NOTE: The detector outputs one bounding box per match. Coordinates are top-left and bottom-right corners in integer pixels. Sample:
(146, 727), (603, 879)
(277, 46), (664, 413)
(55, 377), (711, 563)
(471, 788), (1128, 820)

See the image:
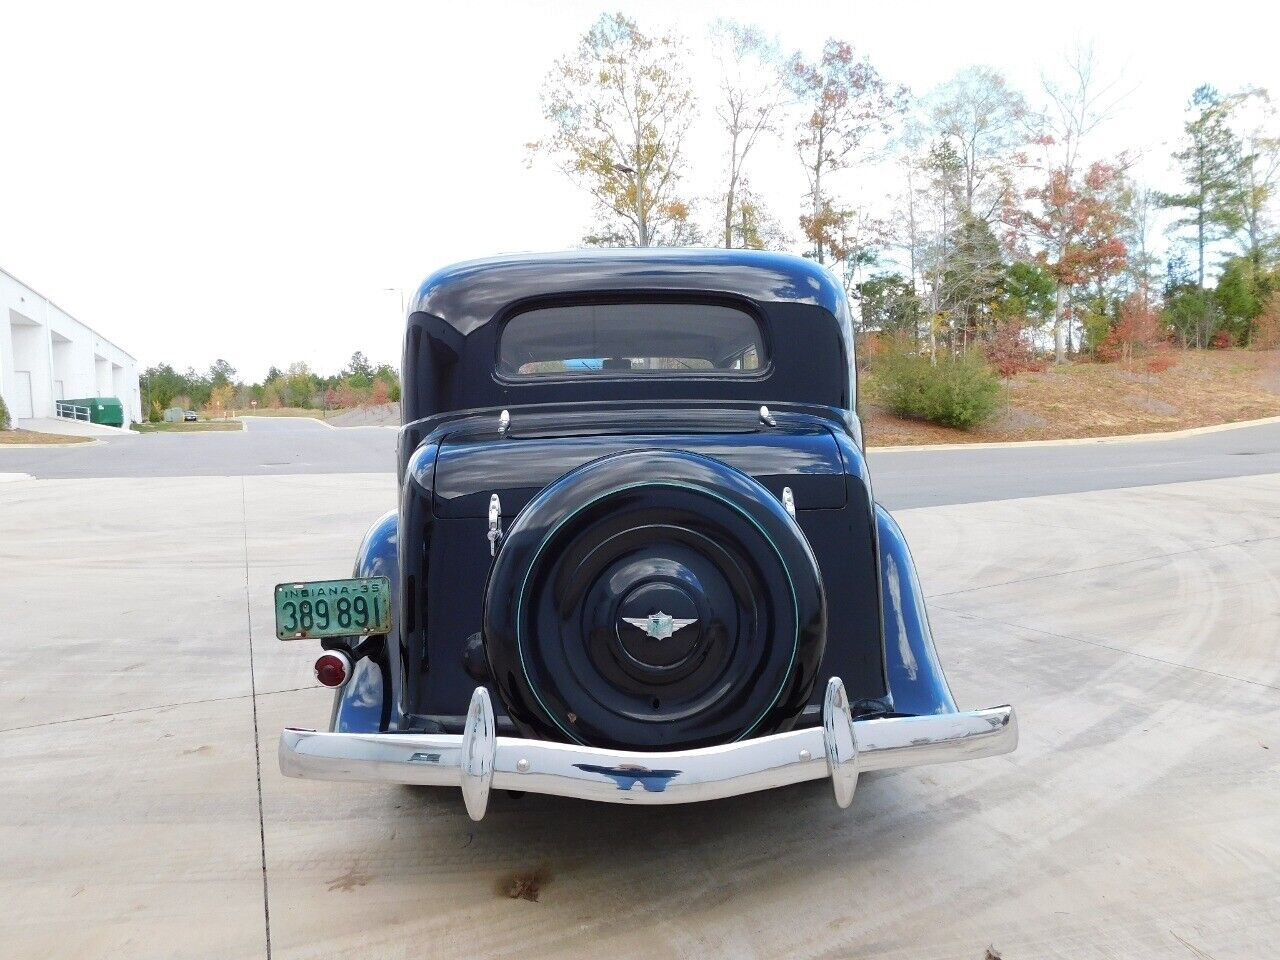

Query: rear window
(497, 302), (767, 377)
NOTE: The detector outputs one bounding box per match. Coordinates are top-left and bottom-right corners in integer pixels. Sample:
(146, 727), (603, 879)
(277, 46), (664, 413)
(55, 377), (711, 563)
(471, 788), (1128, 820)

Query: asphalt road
(0, 415), (396, 479)
(869, 419), (1280, 508)
(4, 414), (1280, 509)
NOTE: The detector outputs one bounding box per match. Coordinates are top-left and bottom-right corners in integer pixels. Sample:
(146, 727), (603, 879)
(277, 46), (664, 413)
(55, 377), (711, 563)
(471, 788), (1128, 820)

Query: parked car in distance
(274, 249), (1018, 821)
(184, 410), (198, 422)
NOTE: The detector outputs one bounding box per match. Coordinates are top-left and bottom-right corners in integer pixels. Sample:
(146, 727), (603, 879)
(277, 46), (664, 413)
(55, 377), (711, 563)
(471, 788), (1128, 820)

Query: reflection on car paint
(573, 763), (683, 792)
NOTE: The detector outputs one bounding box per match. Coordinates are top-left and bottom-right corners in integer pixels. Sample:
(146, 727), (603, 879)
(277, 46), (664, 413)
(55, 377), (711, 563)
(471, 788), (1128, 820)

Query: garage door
(12, 370), (34, 419)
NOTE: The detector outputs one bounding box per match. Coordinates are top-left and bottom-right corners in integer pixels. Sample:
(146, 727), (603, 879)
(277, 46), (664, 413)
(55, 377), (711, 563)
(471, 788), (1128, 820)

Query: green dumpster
(64, 397), (125, 428)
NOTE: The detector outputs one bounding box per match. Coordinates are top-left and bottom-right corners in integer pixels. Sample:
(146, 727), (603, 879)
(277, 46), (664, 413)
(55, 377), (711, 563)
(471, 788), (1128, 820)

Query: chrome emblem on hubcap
(620, 611), (698, 641)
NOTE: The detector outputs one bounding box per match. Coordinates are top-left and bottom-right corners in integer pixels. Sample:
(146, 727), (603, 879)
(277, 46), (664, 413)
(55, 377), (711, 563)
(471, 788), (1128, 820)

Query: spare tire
(483, 449), (826, 751)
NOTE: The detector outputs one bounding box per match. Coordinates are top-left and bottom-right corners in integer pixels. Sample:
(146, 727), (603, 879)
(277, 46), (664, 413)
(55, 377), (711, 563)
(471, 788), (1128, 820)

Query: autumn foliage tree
(532, 13), (700, 246)
(1020, 161), (1128, 362)
(1096, 293), (1167, 366)
(789, 40), (904, 266)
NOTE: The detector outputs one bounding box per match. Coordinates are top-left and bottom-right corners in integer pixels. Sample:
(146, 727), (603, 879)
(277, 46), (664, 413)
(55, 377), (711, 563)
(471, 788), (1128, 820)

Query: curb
(239, 416), (335, 430)
(867, 413), (1280, 453)
(0, 438), (104, 450)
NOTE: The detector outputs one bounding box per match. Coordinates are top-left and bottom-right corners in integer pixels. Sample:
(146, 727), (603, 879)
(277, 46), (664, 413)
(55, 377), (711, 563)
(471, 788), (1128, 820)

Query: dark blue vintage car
(278, 249), (1017, 820)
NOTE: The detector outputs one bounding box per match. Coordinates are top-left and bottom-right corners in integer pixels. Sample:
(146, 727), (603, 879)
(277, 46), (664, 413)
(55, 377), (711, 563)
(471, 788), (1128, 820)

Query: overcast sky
(2, 0), (1277, 381)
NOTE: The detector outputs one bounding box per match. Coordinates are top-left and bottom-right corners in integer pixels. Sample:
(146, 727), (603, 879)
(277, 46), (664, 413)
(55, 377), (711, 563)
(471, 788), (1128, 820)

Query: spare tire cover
(483, 449), (826, 751)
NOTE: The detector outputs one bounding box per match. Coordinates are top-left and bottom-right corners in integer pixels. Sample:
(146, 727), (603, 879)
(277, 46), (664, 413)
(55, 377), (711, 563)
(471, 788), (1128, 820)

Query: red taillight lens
(314, 652), (351, 688)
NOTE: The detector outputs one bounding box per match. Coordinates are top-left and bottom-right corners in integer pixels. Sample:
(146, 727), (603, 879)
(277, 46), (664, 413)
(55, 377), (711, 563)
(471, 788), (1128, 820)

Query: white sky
(2, 0), (1277, 381)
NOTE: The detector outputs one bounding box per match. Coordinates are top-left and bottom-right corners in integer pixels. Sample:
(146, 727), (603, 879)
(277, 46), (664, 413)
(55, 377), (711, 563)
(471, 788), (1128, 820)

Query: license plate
(274, 577), (392, 640)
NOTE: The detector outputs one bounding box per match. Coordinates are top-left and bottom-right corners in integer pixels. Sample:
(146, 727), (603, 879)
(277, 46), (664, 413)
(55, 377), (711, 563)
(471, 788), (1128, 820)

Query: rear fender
(875, 504), (957, 716)
(329, 509), (405, 733)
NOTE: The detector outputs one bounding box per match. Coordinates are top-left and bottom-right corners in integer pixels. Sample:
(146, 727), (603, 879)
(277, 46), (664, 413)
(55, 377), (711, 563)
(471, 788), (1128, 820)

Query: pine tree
(1160, 85), (1246, 287)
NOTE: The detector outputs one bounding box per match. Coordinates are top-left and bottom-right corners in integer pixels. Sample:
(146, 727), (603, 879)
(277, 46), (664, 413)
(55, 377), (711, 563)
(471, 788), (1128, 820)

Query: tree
(532, 13), (699, 246)
(1215, 254), (1278, 342)
(1022, 47), (1129, 362)
(789, 39), (904, 264)
(1253, 292), (1280, 349)
(1164, 286), (1223, 348)
(140, 363), (187, 411)
(1021, 162), (1128, 362)
(208, 383), (236, 417)
(345, 351), (373, 381)
(282, 362), (316, 408)
(208, 359), (237, 388)
(1120, 184), (1161, 307)
(926, 66), (1027, 222)
(1159, 85), (1245, 288)
(725, 180), (789, 249)
(1229, 88), (1280, 264)
(1000, 261), (1056, 324)
(940, 214), (1005, 347)
(1098, 293), (1165, 365)
(708, 20), (787, 248)
(856, 272), (921, 340)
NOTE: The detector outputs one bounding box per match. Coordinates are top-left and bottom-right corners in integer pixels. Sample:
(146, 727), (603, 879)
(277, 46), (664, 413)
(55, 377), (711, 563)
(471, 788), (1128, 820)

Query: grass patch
(238, 407), (337, 418)
(0, 430), (93, 445)
(133, 420), (243, 433)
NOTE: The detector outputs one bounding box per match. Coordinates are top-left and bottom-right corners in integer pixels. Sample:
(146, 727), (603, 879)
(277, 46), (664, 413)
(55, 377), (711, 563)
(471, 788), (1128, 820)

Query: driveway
(2, 467), (1276, 959)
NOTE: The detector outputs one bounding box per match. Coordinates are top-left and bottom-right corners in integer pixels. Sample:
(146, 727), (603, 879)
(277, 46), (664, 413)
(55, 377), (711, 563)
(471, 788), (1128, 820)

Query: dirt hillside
(863, 349), (1280, 447)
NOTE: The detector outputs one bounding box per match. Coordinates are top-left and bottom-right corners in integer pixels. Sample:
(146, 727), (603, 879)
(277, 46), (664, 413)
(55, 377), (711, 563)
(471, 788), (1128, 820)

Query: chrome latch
(759, 405), (776, 427)
(782, 486), (796, 519)
(487, 493), (503, 557)
(498, 409), (511, 436)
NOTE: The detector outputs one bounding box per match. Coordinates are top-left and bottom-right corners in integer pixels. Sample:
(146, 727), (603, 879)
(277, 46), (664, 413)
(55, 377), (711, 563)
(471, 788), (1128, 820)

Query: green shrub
(872, 348), (1001, 430)
(0, 394), (9, 431)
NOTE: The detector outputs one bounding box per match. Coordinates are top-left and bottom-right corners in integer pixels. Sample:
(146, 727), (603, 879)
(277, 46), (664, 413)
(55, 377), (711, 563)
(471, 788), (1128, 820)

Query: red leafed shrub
(370, 379), (391, 405)
(1252, 293), (1280, 349)
(1144, 343), (1178, 373)
(1210, 329), (1234, 349)
(985, 321), (1045, 377)
(1095, 329), (1122, 363)
(1098, 294), (1166, 365)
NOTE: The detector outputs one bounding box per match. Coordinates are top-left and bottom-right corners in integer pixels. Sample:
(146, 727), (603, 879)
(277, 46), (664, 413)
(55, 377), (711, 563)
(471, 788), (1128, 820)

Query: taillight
(314, 651), (351, 688)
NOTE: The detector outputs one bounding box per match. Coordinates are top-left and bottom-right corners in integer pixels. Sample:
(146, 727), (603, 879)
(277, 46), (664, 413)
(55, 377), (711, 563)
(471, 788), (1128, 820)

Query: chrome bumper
(279, 678), (1017, 821)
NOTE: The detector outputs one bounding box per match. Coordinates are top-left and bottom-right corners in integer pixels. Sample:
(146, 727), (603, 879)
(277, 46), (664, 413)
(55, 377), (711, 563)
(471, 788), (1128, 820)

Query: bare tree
(531, 13), (698, 246)
(708, 20), (788, 248)
(1229, 87), (1280, 263)
(788, 39), (905, 264)
(1035, 45), (1128, 184)
(1120, 183), (1160, 307)
(926, 66), (1027, 222)
(725, 179), (790, 250)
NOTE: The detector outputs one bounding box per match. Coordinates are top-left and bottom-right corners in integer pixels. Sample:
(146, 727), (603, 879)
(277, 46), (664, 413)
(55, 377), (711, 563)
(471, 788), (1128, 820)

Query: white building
(1, 267), (141, 425)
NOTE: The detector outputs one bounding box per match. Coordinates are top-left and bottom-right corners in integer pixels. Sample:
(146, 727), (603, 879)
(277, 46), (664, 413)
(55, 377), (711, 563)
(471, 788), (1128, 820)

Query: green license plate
(274, 577), (392, 640)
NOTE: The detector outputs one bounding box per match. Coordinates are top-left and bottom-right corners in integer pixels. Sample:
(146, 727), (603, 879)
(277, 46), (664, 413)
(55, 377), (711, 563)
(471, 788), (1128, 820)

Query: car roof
(401, 248), (856, 423)
(410, 248), (849, 338)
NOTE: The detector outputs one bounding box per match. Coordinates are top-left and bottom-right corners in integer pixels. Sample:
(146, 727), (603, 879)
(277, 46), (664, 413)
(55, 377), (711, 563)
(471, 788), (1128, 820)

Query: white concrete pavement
(1, 471), (1277, 959)
(15, 416), (138, 438)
